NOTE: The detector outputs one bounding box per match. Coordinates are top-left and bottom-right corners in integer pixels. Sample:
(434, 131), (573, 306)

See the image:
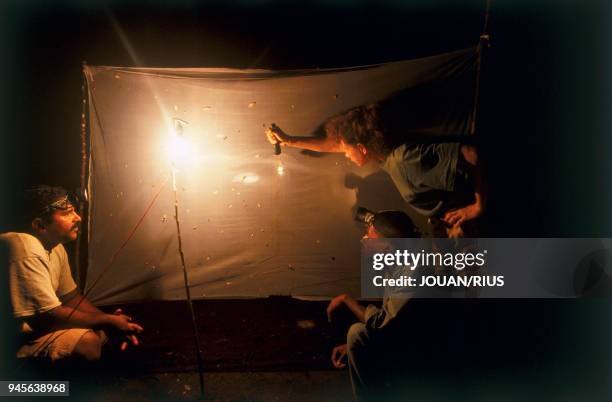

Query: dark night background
(0, 0), (611, 399)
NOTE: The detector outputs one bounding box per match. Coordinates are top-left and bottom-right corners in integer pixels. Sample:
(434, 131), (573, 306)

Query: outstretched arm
(265, 123), (344, 153)
(327, 294), (366, 323)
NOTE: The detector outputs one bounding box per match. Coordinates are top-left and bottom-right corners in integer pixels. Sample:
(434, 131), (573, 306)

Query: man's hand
(442, 203), (483, 229)
(265, 123), (290, 145)
(445, 225), (465, 239)
(331, 344), (348, 369)
(326, 294), (348, 321)
(109, 308), (143, 351)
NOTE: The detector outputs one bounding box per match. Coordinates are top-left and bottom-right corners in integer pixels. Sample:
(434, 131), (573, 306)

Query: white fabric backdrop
(84, 49), (475, 304)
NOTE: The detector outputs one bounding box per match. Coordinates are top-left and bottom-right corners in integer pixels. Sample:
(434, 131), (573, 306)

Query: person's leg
(73, 331), (103, 361)
(346, 322), (374, 402)
(16, 328), (100, 361)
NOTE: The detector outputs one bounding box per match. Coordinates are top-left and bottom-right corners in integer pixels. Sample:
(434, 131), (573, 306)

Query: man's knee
(74, 331), (102, 361)
(347, 323), (369, 353)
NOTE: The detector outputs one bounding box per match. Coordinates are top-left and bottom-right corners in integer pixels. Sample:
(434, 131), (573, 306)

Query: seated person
(265, 103), (486, 237)
(1, 185), (143, 362)
(327, 209), (417, 402)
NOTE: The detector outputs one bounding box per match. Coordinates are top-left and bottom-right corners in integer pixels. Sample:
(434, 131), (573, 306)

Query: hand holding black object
(265, 123), (291, 145)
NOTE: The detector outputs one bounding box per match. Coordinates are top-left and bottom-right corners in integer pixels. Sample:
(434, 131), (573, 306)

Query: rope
(470, 0), (492, 134)
(83, 177), (169, 297)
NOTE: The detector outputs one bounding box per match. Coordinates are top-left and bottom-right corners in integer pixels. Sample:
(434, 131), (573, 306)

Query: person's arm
(327, 294), (366, 323)
(461, 144), (486, 212)
(26, 304), (143, 336)
(442, 144), (486, 229)
(265, 123), (344, 153)
(57, 290), (140, 349)
(59, 289), (103, 314)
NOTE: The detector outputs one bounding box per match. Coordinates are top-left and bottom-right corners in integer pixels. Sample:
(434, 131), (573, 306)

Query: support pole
(171, 128), (205, 399)
(470, 0), (492, 135)
(76, 61), (89, 288)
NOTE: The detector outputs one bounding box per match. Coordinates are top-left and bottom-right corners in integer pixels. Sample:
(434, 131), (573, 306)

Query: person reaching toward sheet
(265, 103), (486, 237)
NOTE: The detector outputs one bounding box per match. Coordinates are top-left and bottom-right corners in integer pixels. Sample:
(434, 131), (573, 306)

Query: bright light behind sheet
(84, 49), (476, 304)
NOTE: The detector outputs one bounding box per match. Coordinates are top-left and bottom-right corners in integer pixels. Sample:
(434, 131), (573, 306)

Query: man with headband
(327, 209), (418, 402)
(0, 185), (143, 362)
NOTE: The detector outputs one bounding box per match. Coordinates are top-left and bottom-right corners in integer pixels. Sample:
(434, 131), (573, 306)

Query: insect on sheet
(83, 48), (477, 305)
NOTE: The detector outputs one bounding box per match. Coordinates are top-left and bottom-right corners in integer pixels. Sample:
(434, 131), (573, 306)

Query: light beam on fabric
(84, 48), (477, 304)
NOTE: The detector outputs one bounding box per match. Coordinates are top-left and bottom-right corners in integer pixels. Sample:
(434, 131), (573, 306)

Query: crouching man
(1, 185), (143, 362)
(327, 210), (417, 402)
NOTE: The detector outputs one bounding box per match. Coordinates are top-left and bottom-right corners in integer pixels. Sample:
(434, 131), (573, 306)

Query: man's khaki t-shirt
(1, 232), (77, 319)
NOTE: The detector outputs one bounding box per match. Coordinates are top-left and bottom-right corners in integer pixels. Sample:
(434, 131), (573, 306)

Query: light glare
(169, 134), (190, 161)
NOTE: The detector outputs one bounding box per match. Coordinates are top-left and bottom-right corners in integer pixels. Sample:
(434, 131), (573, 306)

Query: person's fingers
(120, 341), (128, 352)
(446, 214), (460, 226)
(118, 314), (134, 325)
(269, 123), (285, 138)
(128, 323), (144, 333)
(114, 308), (123, 315)
(331, 348), (347, 368)
(266, 131), (279, 144)
(333, 352), (346, 368)
(129, 335), (139, 346)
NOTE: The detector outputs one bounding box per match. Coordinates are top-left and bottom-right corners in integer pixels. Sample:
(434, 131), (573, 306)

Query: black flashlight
(355, 207), (376, 225)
